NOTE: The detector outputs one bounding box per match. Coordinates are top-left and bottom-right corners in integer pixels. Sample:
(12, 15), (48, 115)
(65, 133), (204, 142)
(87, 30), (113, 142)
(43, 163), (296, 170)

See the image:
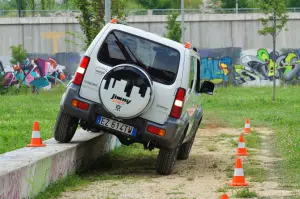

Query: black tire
(155, 128), (186, 175)
(54, 111), (79, 143)
(177, 119), (201, 160)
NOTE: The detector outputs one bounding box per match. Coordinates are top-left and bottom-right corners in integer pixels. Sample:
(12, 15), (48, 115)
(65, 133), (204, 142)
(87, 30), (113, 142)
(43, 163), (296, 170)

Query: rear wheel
(54, 111), (79, 143)
(177, 118), (202, 160)
(155, 127), (186, 175)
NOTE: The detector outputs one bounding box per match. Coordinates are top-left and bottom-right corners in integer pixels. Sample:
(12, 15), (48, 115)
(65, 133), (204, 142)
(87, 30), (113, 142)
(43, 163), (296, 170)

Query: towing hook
(144, 140), (156, 151)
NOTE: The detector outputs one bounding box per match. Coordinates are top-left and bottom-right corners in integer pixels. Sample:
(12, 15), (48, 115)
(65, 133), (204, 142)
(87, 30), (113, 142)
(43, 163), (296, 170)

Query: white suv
(54, 19), (214, 175)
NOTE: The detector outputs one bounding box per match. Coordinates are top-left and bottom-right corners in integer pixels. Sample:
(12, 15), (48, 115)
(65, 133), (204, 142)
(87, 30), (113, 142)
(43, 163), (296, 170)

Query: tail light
(73, 56), (90, 85)
(147, 125), (166, 136)
(170, 88), (186, 119)
(72, 99), (89, 110)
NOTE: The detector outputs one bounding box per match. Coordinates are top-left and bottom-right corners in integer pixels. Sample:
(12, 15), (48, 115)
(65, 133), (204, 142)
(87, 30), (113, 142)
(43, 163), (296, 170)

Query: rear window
(97, 30), (180, 85)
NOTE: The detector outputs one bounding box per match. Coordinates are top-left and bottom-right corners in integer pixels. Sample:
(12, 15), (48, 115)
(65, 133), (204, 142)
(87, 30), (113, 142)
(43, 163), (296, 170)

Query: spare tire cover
(99, 64), (153, 119)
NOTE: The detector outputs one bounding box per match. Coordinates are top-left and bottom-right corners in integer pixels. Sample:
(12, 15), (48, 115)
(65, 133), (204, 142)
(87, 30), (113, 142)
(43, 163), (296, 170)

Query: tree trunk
(272, 11), (277, 102)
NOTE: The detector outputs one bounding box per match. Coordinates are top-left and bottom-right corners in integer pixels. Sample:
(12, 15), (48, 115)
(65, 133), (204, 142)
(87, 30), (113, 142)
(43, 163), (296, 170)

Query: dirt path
(57, 127), (299, 199)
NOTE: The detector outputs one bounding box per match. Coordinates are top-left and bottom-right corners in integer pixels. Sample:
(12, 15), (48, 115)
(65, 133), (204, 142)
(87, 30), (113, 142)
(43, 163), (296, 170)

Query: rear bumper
(59, 83), (186, 148)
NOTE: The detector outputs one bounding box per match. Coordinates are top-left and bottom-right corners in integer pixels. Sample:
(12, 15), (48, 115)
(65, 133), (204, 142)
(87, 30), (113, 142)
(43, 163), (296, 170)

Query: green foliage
(258, 0), (289, 38)
(287, 0), (300, 7)
(220, 0), (254, 8)
(73, 0), (128, 50)
(133, 0), (202, 9)
(164, 12), (182, 42)
(28, 0), (35, 10)
(41, 0), (46, 10)
(134, 0), (175, 9)
(10, 44), (27, 64)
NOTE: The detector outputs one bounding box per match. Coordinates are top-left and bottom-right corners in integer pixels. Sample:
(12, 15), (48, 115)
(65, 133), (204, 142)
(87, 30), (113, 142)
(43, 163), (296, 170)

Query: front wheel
(54, 111), (79, 143)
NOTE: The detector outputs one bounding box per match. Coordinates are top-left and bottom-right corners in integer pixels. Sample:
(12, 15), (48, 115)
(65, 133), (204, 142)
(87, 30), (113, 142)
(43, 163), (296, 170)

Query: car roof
(108, 23), (186, 53)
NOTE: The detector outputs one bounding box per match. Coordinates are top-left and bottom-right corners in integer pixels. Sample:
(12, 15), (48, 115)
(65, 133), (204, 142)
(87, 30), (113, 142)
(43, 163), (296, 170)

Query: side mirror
(199, 81), (215, 95)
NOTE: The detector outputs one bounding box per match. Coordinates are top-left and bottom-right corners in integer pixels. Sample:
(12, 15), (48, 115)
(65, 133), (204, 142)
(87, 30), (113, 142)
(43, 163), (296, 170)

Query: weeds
(207, 145), (217, 151)
(234, 188), (257, 198)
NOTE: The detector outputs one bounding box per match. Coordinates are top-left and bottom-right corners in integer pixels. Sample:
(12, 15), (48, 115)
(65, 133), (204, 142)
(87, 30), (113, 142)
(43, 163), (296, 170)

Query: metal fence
(125, 8), (300, 15)
(1, 8), (300, 18)
(0, 10), (80, 18)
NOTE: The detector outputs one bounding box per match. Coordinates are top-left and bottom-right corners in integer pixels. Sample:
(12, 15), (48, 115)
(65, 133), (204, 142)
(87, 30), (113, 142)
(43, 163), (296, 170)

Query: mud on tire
(54, 111), (79, 143)
(177, 118), (202, 160)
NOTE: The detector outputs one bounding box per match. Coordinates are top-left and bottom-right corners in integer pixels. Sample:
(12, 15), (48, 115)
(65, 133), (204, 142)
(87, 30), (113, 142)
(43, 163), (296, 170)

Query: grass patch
(234, 188), (258, 198)
(245, 131), (260, 149)
(200, 86), (300, 185)
(217, 184), (232, 193)
(166, 192), (185, 195)
(0, 87), (64, 154)
(207, 145), (217, 151)
(35, 175), (88, 199)
(244, 164), (267, 183)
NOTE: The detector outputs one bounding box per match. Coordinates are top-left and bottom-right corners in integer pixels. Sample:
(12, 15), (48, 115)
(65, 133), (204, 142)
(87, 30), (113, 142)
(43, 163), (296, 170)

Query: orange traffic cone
(220, 194), (229, 199)
(236, 134), (248, 156)
(244, 118), (251, 133)
(27, 121), (46, 147)
(229, 158), (248, 186)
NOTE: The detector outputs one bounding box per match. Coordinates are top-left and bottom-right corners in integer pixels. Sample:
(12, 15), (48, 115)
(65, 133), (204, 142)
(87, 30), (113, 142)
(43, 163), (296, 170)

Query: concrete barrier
(0, 129), (121, 199)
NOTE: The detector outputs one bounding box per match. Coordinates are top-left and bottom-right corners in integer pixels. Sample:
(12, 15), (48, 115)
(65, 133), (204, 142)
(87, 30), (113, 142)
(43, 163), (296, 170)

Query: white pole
(181, 0), (185, 44)
(236, 0), (238, 14)
(105, 0), (111, 24)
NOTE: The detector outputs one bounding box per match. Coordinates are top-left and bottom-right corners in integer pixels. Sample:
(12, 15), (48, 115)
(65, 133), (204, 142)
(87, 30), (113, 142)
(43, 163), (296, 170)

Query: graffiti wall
(198, 47), (300, 86)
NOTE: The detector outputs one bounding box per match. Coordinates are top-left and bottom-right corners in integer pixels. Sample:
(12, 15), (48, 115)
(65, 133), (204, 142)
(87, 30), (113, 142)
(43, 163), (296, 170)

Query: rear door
(79, 26), (184, 124)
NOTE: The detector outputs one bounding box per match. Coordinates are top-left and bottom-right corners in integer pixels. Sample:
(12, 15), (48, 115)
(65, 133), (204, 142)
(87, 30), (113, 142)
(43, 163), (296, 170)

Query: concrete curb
(0, 129), (121, 199)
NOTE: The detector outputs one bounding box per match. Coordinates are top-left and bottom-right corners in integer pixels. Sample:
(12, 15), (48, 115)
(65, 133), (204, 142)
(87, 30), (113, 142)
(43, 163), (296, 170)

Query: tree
(164, 12), (181, 42)
(70, 0), (128, 50)
(258, 0), (288, 101)
(41, 0), (46, 10)
(10, 44), (28, 65)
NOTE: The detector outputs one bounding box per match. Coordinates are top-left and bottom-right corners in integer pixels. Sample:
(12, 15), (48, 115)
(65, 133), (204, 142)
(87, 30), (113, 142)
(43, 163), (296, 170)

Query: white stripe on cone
(32, 131), (41, 138)
(238, 142), (246, 148)
(245, 124), (250, 128)
(234, 168), (244, 176)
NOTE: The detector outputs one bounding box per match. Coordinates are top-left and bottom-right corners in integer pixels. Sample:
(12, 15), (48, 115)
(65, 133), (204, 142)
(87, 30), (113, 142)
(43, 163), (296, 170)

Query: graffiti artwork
(198, 47), (300, 86)
(0, 57), (67, 93)
(234, 48), (300, 85)
(200, 56), (232, 84)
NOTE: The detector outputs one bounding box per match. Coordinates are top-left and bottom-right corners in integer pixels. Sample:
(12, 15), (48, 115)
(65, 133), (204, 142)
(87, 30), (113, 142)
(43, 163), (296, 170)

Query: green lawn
(0, 87), (64, 154)
(200, 85), (300, 187)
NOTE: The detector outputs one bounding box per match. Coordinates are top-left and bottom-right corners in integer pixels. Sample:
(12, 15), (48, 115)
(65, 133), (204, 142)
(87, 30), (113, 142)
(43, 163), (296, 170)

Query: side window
(195, 58), (201, 93)
(188, 56), (196, 91)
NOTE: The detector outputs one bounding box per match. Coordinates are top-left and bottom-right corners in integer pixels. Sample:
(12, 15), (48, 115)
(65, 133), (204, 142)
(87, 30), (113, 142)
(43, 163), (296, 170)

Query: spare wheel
(99, 64), (154, 119)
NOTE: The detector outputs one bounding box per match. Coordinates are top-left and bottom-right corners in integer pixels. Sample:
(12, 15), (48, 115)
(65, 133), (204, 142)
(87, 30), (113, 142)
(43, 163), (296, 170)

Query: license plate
(96, 116), (136, 136)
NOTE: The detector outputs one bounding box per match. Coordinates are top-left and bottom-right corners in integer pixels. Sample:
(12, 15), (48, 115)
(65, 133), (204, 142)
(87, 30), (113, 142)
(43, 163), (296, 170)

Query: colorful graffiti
(200, 56), (232, 84)
(0, 57), (67, 93)
(198, 47), (300, 86)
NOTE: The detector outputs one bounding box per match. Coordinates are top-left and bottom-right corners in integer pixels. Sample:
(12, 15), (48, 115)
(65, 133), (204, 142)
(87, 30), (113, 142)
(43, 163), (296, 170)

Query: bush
(10, 44), (27, 65)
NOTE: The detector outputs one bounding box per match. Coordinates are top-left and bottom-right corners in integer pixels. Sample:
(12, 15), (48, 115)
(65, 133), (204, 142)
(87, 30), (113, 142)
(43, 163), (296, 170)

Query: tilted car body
(54, 19), (215, 175)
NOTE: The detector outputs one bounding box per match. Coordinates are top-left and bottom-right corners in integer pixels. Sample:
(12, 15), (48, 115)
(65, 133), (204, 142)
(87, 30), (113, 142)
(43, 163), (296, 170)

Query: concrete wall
(1, 13), (300, 86)
(1, 13), (300, 58)
(127, 13), (300, 50)
(0, 130), (121, 199)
